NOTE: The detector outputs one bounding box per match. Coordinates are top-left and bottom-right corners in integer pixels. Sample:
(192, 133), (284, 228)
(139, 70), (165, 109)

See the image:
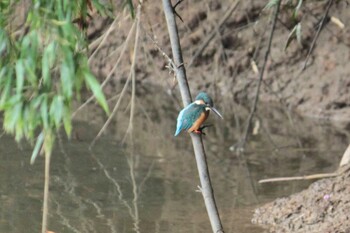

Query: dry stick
(123, 4), (142, 144)
(235, 0), (281, 151)
(188, 0), (241, 68)
(162, 0), (224, 232)
(88, 16), (119, 64)
(90, 8), (140, 146)
(141, 25), (177, 74)
(340, 144), (350, 167)
(90, 74), (131, 147)
(259, 144), (350, 184)
(89, 18), (139, 146)
(301, 0), (334, 71)
(259, 172), (338, 184)
(72, 20), (136, 118)
(41, 151), (51, 233)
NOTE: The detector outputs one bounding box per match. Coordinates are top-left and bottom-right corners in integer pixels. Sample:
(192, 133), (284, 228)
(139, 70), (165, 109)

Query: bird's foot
(193, 129), (205, 135)
(192, 125), (213, 136)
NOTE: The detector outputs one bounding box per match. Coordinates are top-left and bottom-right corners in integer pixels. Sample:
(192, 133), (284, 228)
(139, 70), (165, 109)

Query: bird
(174, 92), (223, 136)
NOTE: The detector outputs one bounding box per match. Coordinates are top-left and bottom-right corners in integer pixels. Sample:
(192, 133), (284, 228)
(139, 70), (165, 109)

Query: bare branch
(302, 0), (334, 71)
(88, 16), (119, 64)
(234, 0), (281, 151)
(123, 4), (142, 143)
(73, 20), (137, 118)
(162, 0), (224, 232)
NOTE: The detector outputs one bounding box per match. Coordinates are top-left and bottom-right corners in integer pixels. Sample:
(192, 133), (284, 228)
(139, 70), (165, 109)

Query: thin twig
(42, 150), (51, 233)
(339, 144), (350, 167)
(162, 0), (224, 232)
(88, 4), (142, 146)
(234, 0), (281, 151)
(89, 74), (131, 147)
(88, 16), (119, 64)
(188, 0), (241, 68)
(72, 20), (137, 118)
(141, 24), (177, 74)
(301, 0), (333, 71)
(260, 145), (350, 184)
(259, 172), (338, 184)
(123, 4), (142, 143)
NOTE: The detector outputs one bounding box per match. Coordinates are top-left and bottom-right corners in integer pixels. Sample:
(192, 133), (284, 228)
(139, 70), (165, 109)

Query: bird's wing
(174, 103), (204, 136)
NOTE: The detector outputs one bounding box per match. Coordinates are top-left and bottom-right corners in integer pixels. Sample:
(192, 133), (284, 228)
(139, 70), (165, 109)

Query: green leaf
(42, 42), (56, 87)
(49, 95), (63, 129)
(24, 58), (37, 86)
(0, 74), (12, 109)
(0, 29), (9, 55)
(4, 101), (22, 134)
(263, 0), (279, 11)
(60, 55), (74, 99)
(0, 66), (6, 81)
(30, 131), (44, 164)
(31, 95), (43, 109)
(23, 105), (37, 139)
(284, 23), (302, 51)
(126, 0), (135, 19)
(15, 108), (24, 142)
(41, 95), (49, 129)
(50, 19), (68, 26)
(21, 35), (31, 58)
(2, 94), (21, 109)
(63, 104), (72, 136)
(84, 71), (109, 114)
(293, 0), (303, 19)
(15, 59), (25, 95)
(92, 0), (114, 17)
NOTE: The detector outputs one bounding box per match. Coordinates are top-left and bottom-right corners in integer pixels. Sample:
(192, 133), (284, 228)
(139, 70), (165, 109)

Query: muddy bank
(252, 164), (350, 233)
(89, 1), (350, 122)
(86, 1), (350, 232)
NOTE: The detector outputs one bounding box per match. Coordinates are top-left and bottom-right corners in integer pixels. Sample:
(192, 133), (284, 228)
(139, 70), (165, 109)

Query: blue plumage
(174, 103), (206, 136)
(174, 92), (223, 136)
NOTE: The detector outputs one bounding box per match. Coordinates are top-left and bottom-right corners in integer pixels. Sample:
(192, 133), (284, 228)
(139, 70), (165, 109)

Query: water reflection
(0, 87), (348, 233)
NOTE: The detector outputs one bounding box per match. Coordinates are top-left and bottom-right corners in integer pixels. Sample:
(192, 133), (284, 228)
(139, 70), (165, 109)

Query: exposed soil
(89, 0), (350, 122)
(252, 164), (350, 233)
(86, 0), (350, 232)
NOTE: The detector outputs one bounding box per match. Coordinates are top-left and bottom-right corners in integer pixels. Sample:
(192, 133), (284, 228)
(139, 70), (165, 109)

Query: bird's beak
(210, 107), (223, 119)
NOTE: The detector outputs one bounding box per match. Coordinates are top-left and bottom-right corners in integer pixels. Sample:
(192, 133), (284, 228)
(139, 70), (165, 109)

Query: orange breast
(187, 110), (209, 133)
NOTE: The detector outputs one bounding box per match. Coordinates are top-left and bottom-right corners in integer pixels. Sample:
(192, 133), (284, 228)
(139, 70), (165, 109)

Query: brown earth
(87, 1), (350, 232)
(89, 0), (350, 122)
(252, 164), (350, 233)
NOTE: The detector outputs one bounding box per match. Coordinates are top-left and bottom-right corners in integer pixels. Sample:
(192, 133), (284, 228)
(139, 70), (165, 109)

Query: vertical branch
(123, 2), (142, 143)
(162, 0), (191, 106)
(42, 151), (51, 233)
(236, 0), (281, 150)
(302, 0), (333, 71)
(162, 1), (224, 232)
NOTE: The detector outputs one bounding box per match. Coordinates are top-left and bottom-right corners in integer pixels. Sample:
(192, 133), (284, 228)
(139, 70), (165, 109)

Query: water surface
(0, 89), (348, 233)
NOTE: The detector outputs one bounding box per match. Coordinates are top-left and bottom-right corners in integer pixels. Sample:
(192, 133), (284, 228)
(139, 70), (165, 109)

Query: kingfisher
(174, 92), (223, 136)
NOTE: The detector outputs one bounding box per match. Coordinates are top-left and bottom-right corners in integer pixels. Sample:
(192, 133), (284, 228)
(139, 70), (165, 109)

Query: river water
(0, 89), (348, 233)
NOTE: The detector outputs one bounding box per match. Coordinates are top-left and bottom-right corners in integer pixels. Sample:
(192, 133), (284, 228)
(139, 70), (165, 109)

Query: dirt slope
(87, 1), (350, 232)
(252, 164), (350, 233)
